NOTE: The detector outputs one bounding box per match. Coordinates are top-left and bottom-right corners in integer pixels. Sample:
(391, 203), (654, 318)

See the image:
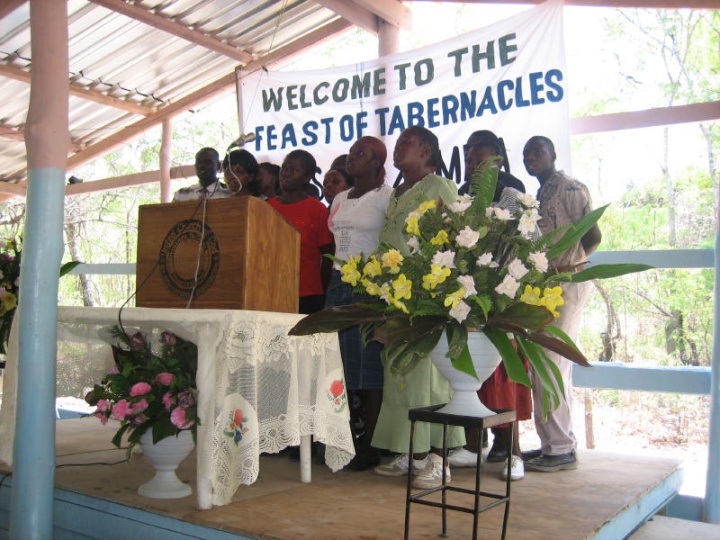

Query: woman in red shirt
(268, 150), (334, 314)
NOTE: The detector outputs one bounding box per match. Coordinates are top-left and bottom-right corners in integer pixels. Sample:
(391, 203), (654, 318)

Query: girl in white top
(328, 183), (391, 259)
(325, 136), (391, 470)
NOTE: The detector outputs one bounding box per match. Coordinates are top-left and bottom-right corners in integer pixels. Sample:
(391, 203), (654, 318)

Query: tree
(572, 9), (719, 367)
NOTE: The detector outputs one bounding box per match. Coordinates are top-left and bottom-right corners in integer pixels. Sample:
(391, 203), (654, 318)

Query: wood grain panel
(136, 196), (299, 313)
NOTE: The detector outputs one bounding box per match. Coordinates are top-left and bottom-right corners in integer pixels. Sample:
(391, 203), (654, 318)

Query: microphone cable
(185, 194), (210, 309)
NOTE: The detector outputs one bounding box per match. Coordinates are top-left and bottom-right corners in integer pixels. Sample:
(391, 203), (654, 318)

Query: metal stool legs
(404, 405), (515, 539)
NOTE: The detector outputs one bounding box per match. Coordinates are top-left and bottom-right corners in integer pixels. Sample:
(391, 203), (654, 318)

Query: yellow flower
(363, 256), (382, 278)
(392, 274), (412, 301)
(541, 286), (565, 317)
(382, 249), (404, 274)
(340, 256), (362, 286)
(416, 200), (437, 214)
(390, 298), (410, 314)
(361, 279), (383, 297)
(422, 265), (452, 290)
(405, 214), (420, 236)
(430, 230), (449, 246)
(444, 288), (465, 309)
(0, 292), (17, 315)
(520, 285), (543, 306)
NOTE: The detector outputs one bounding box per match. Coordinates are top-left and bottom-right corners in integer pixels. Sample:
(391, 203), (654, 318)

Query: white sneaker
(448, 447), (479, 468)
(374, 454), (428, 477)
(501, 455), (525, 481)
(412, 453), (450, 489)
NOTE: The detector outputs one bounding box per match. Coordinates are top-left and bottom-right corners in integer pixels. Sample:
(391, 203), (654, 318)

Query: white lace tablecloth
(0, 307), (354, 509)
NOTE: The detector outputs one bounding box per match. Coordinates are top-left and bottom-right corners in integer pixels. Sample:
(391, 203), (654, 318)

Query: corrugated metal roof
(0, 0), (348, 184)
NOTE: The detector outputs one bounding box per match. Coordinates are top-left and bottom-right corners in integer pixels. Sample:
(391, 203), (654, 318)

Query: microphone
(227, 132), (256, 150)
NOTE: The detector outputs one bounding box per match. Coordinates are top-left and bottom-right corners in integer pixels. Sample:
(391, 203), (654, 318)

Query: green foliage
(602, 9), (720, 108)
(0, 239), (20, 355)
(0, 238), (80, 354)
(578, 157), (715, 367)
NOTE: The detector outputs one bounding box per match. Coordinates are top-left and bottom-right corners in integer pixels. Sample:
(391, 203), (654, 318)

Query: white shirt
(172, 181), (231, 202)
(328, 185), (392, 260)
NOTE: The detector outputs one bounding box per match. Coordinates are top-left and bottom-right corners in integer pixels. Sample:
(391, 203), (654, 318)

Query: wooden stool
(404, 404), (516, 540)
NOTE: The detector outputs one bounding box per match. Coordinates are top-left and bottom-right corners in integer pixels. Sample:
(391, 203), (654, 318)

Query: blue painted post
(704, 231), (720, 523)
(10, 0), (68, 538)
(9, 175), (65, 539)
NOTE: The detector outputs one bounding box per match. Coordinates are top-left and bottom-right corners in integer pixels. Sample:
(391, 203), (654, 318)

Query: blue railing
(576, 249), (714, 396)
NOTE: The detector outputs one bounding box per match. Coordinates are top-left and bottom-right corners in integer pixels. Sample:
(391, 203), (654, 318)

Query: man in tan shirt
(522, 135), (601, 473)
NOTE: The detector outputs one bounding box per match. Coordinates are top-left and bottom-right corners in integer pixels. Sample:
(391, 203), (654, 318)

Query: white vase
(429, 330), (503, 417)
(138, 430), (194, 499)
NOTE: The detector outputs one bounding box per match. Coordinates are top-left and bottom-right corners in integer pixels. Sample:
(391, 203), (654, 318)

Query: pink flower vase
(138, 430), (194, 499)
(429, 330), (503, 417)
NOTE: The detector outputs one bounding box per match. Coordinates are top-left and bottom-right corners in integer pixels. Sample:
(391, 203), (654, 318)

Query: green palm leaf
(546, 205), (607, 260)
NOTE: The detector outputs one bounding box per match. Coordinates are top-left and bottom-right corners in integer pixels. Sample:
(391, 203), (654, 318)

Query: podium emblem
(158, 219), (220, 298)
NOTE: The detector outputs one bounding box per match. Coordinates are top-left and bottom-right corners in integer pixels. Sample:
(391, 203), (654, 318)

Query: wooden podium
(136, 196), (299, 313)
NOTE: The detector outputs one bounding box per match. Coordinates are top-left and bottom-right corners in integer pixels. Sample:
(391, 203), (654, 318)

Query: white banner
(238, 0), (568, 194)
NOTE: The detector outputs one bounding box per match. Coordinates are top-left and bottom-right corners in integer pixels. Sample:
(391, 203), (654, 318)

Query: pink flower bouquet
(85, 325), (200, 455)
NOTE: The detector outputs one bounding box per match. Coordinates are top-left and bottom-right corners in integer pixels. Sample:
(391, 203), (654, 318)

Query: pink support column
(378, 19), (400, 57)
(24, 2), (69, 169)
(160, 117), (173, 203)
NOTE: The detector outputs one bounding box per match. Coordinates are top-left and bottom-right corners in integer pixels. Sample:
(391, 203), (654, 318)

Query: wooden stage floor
(2, 418), (683, 539)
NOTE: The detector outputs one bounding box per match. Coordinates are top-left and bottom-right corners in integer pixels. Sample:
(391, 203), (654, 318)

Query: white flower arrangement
(291, 161), (651, 410)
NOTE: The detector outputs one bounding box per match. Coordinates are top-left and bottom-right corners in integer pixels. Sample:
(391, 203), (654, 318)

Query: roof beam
(0, 64), (154, 115)
(570, 101), (720, 134)
(314, 0), (379, 34)
(0, 0), (26, 20)
(316, 1), (411, 33)
(66, 78), (157, 114)
(0, 124), (25, 142)
(0, 182), (26, 198)
(65, 72), (236, 171)
(354, 0), (411, 29)
(89, 0), (256, 64)
(0, 123), (82, 152)
(64, 18), (353, 173)
(65, 164), (195, 196)
(0, 163), (195, 200)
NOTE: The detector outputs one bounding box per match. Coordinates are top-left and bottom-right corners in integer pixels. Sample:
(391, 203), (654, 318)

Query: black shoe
(486, 444), (508, 463)
(521, 448), (542, 462)
(525, 450), (578, 472)
(346, 450), (381, 471)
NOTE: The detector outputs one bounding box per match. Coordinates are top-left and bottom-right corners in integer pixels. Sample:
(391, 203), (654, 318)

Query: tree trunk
(594, 282), (622, 361)
(662, 127), (676, 247)
(64, 219), (94, 307)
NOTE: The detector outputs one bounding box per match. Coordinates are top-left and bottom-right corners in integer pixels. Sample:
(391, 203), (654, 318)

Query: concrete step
(628, 515), (720, 539)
